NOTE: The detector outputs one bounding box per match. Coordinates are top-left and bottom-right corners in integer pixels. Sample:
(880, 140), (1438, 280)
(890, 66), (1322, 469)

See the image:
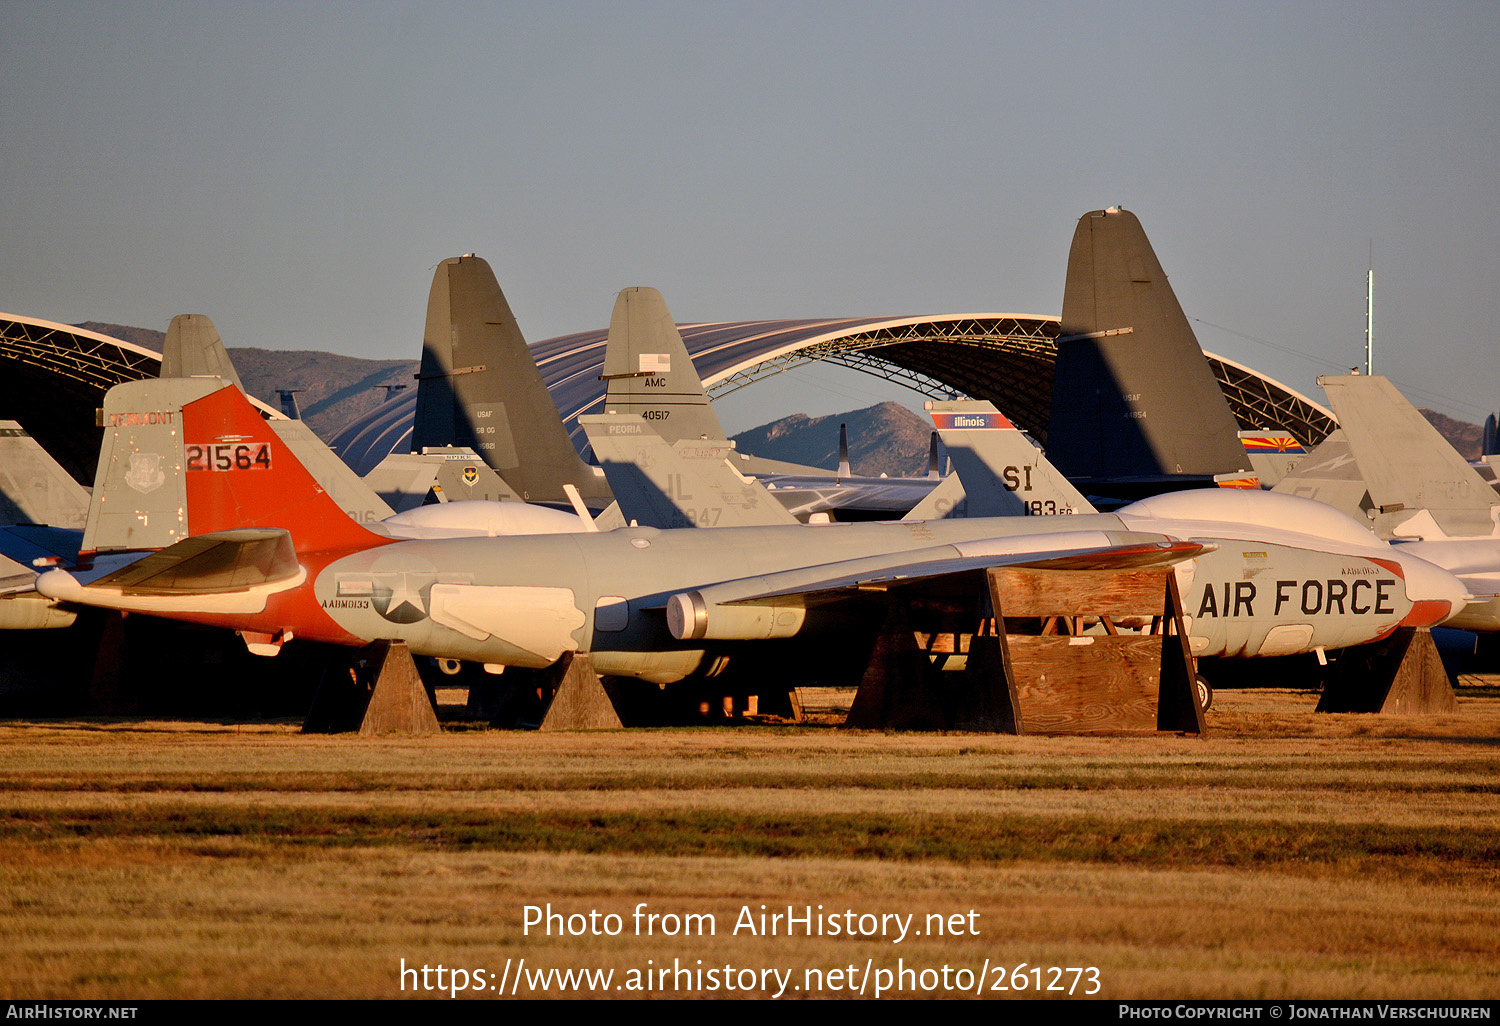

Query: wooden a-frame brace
(1315, 626), (1459, 715)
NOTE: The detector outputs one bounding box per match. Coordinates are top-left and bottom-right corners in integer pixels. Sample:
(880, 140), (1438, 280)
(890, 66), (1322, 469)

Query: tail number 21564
(186, 442), (273, 472)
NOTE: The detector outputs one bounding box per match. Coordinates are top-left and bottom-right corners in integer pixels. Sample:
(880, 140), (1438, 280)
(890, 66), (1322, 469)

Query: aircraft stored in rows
(33, 378), (1466, 689)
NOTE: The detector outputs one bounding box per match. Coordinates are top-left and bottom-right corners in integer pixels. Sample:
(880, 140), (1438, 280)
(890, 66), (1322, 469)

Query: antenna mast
(1364, 249), (1374, 375)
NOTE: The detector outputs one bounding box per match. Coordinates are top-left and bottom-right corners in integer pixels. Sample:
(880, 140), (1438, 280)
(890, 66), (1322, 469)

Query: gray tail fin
(412, 255), (611, 506)
(601, 287), (727, 445)
(1485, 414), (1498, 457)
(926, 432), (941, 480)
(837, 424), (851, 479)
(1316, 375), (1499, 538)
(905, 400), (1095, 520)
(598, 286), (831, 477)
(580, 414), (797, 528)
(1045, 208), (1250, 480)
(1272, 429), (1379, 524)
(0, 421), (90, 530)
(161, 314), (245, 391)
(82, 377), (227, 553)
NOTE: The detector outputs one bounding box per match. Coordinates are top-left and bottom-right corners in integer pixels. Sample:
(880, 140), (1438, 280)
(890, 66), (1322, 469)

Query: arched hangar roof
(330, 313), (1337, 476)
(0, 313), (277, 483)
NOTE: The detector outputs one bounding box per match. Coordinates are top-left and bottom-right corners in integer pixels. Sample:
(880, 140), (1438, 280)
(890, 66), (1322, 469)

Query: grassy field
(1, 686), (1497, 1000)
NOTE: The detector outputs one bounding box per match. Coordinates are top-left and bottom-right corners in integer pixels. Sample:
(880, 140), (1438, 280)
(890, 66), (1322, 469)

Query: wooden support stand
(537, 653), (623, 731)
(303, 639), (441, 735)
(847, 566), (1205, 735)
(1316, 627), (1459, 714)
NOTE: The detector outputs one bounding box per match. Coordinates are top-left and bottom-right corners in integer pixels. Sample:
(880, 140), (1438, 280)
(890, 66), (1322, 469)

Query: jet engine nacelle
(667, 590), (808, 641)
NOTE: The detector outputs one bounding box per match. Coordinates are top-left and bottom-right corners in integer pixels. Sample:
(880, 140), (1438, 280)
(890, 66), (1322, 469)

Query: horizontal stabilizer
(37, 529), (306, 616)
(83, 528), (301, 595)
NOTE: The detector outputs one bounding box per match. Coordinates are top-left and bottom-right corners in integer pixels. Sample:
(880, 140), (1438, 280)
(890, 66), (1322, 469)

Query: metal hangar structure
(0, 310), (1336, 482)
(328, 313), (1337, 475)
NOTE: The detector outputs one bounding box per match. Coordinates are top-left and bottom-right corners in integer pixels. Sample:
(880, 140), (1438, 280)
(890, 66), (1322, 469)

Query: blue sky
(3, 1), (1497, 433)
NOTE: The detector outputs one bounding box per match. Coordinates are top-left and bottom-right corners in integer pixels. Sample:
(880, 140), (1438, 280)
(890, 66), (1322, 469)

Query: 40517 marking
(186, 442), (273, 472)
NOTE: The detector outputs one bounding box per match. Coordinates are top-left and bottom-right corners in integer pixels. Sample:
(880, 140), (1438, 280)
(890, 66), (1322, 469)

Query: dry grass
(1, 688), (1498, 999)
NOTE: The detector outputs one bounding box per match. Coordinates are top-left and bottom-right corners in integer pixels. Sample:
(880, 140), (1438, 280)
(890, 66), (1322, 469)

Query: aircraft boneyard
(27, 370), (1464, 730)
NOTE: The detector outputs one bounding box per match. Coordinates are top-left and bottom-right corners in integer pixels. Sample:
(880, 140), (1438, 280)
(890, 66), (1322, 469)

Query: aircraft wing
(36, 528), (306, 614)
(666, 532), (1208, 641)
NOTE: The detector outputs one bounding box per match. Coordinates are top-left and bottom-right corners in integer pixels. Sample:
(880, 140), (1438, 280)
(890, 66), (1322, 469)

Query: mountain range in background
(76, 323), (417, 442)
(74, 322), (1487, 469)
(730, 402), (936, 478)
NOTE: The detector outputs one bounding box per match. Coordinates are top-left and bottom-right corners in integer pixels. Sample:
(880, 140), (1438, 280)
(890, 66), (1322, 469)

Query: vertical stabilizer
(1046, 208), (1250, 480)
(1318, 375), (1499, 538)
(412, 255), (610, 506)
(0, 422), (90, 530)
(161, 314), (245, 392)
(277, 389), (305, 420)
(85, 379), (386, 556)
(84, 378), (225, 553)
(925, 400), (1094, 518)
(1236, 431), (1307, 488)
(601, 287), (727, 444)
(159, 314), (393, 526)
(1272, 429), (1379, 524)
(580, 414), (797, 528)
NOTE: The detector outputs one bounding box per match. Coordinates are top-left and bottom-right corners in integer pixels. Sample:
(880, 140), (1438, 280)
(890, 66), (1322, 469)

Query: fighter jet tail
(1310, 375), (1499, 539)
(903, 401), (1095, 521)
(580, 414), (798, 528)
(0, 421), (90, 531)
(412, 255), (611, 507)
(1236, 430), (1306, 488)
(1045, 208), (1251, 483)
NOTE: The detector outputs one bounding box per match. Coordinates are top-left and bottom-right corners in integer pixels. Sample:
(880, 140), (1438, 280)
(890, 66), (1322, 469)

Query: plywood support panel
(847, 565), (1205, 735)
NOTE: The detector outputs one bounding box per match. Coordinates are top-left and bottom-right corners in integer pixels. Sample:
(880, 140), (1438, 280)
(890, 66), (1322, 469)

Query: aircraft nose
(1394, 554), (1469, 628)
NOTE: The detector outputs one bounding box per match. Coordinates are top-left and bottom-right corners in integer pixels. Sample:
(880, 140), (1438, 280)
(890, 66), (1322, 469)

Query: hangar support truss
(703, 315), (1335, 447)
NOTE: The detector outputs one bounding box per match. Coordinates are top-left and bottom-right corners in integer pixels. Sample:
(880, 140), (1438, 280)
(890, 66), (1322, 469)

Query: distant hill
(73, 322), (416, 441)
(74, 321), (166, 352)
(225, 348), (417, 442)
(1419, 409), (1483, 460)
(731, 401), (934, 478)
